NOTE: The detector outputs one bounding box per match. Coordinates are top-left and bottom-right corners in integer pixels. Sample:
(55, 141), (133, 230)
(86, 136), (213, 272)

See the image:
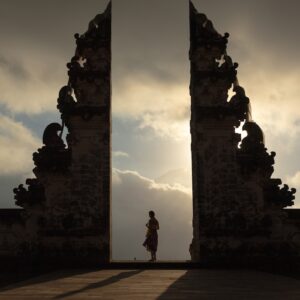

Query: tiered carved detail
(237, 122), (275, 177)
(264, 180), (296, 208)
(33, 123), (71, 172)
(189, 1), (299, 264)
(13, 179), (46, 208)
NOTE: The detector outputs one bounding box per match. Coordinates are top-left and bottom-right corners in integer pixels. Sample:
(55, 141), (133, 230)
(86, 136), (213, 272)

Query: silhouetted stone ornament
(241, 122), (264, 147)
(264, 180), (297, 208)
(33, 123), (71, 172)
(57, 85), (76, 115)
(13, 178), (46, 208)
(229, 85), (250, 122)
(237, 122), (275, 176)
(42, 123), (64, 148)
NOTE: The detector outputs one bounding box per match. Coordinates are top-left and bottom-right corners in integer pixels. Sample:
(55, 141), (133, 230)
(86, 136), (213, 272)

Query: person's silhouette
(143, 210), (159, 261)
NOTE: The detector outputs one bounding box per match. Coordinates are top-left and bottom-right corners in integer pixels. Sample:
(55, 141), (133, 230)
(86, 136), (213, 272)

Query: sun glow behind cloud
(113, 74), (190, 140)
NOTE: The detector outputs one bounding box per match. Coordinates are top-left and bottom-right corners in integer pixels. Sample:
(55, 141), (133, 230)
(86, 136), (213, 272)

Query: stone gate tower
(189, 1), (300, 265)
(7, 2), (112, 265)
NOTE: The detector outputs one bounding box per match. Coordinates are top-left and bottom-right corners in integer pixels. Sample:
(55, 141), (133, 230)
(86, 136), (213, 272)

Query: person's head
(149, 210), (155, 218)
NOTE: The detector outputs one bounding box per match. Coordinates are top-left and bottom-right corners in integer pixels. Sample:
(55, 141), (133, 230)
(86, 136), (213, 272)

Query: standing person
(143, 210), (159, 261)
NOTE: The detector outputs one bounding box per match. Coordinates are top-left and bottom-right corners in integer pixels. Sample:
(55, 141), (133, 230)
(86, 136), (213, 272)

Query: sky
(0, 0), (300, 260)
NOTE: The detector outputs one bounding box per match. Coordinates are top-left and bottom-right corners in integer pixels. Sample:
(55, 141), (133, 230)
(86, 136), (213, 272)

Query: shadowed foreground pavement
(0, 268), (300, 299)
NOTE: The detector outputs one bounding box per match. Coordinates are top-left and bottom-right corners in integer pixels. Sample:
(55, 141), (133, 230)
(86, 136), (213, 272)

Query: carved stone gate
(0, 1), (299, 267)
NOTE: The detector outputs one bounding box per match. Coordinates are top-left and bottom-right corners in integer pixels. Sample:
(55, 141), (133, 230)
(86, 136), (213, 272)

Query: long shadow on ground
(157, 269), (300, 300)
(52, 270), (143, 299)
(0, 269), (98, 291)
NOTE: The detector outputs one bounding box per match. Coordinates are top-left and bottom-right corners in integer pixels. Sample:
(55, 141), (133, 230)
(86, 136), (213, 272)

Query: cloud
(113, 75), (190, 140)
(113, 151), (129, 158)
(287, 172), (300, 188)
(0, 51), (66, 115)
(155, 168), (192, 191)
(112, 168), (193, 260)
(0, 114), (40, 175)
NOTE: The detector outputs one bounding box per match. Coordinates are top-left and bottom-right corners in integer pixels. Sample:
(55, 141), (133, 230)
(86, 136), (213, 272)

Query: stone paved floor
(0, 269), (299, 299)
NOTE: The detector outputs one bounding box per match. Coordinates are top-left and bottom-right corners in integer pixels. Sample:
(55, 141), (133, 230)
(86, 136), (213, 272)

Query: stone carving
(42, 123), (65, 147)
(237, 121), (276, 176)
(57, 86), (76, 116)
(33, 123), (71, 172)
(229, 85), (250, 122)
(264, 179), (296, 208)
(13, 179), (46, 208)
